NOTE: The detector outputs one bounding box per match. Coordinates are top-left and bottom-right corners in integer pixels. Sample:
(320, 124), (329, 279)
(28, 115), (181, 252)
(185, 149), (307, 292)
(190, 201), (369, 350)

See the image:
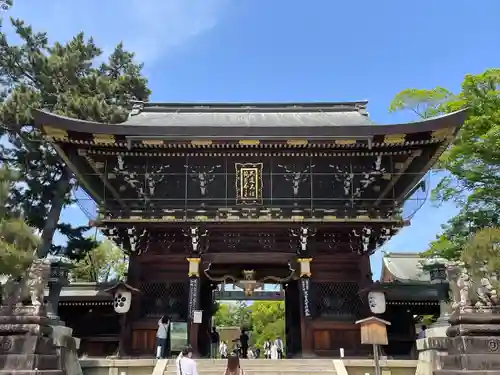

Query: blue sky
(5, 0), (499, 279)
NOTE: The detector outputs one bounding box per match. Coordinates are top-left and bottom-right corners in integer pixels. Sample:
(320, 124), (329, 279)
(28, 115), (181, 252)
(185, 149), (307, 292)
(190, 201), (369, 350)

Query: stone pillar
(415, 335), (448, 375)
(187, 258), (201, 354)
(297, 258), (313, 357)
(0, 259), (82, 375)
(434, 266), (500, 375)
(435, 310), (500, 375)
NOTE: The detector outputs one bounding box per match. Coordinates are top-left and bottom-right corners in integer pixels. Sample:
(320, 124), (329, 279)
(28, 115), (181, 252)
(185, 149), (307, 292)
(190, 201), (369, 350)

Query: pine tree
(0, 167), (38, 276)
(0, 14), (151, 260)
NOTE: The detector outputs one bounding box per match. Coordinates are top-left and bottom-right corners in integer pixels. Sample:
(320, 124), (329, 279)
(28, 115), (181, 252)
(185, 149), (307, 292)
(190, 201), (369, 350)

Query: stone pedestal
(0, 306), (82, 375)
(416, 327), (449, 375)
(435, 312), (500, 375)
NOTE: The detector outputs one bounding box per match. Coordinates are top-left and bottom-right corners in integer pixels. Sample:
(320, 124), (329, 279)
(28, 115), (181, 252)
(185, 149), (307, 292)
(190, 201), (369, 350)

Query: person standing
(270, 341), (277, 359)
(156, 315), (171, 359)
(177, 346), (198, 375)
(210, 327), (220, 358)
(274, 336), (284, 359)
(220, 340), (228, 359)
(224, 353), (244, 375)
(239, 330), (249, 359)
(255, 347), (260, 359)
(263, 340), (271, 359)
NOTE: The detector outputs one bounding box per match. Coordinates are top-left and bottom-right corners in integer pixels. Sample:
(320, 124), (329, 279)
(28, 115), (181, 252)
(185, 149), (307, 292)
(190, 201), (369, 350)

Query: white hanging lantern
(104, 282), (140, 314)
(368, 291), (386, 314)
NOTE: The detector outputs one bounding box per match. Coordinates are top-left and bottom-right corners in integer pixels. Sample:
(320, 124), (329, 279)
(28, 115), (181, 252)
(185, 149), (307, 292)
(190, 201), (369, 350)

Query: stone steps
(165, 359), (336, 375)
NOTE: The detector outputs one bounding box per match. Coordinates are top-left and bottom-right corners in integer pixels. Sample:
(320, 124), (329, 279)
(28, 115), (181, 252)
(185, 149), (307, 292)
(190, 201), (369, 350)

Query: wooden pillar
(298, 258), (313, 356)
(124, 253), (140, 355)
(187, 257), (201, 355)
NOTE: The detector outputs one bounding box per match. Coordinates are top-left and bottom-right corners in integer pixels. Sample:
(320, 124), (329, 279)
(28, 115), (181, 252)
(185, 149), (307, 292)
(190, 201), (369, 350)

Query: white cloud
(4, 0), (228, 65)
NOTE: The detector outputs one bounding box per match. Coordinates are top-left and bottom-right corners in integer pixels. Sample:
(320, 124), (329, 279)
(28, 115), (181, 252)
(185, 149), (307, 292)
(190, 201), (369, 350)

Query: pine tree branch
(36, 168), (70, 258)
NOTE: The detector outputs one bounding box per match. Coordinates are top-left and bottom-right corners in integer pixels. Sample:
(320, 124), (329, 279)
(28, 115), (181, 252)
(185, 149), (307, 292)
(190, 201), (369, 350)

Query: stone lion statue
(447, 263), (499, 313)
(1, 258), (51, 310)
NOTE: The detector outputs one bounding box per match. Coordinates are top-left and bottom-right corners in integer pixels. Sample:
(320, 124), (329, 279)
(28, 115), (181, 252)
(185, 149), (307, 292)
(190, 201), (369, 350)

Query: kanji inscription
(235, 163), (263, 205)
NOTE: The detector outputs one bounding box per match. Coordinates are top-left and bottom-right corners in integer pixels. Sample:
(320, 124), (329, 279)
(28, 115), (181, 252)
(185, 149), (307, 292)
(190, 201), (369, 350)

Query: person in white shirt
(177, 346), (198, 375)
(270, 342), (277, 359)
(263, 340), (271, 359)
(274, 337), (284, 359)
(219, 341), (228, 359)
(155, 315), (170, 359)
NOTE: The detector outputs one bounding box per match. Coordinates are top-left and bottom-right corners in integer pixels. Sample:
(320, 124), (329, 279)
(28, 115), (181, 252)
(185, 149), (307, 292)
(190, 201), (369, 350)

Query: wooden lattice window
(140, 282), (188, 319)
(312, 281), (362, 320)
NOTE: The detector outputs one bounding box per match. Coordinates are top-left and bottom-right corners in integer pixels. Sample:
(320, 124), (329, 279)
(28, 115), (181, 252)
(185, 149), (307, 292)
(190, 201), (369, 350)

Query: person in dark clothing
(263, 340), (271, 359)
(239, 330), (249, 359)
(255, 347), (260, 359)
(210, 327), (220, 358)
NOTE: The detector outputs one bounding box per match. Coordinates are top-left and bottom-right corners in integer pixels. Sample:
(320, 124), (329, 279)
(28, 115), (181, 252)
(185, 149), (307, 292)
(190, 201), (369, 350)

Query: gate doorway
(197, 280), (303, 358)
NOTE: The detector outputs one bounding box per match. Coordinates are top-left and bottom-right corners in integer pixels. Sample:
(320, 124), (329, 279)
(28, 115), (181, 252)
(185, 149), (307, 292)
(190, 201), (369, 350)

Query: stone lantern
(424, 258), (450, 327)
(46, 258), (73, 322)
(104, 281), (140, 357)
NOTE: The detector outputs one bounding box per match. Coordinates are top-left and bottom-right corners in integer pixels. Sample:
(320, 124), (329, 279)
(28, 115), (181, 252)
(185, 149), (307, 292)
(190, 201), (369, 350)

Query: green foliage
(0, 167), (39, 277)
(214, 301), (252, 329)
(0, 14), (150, 260)
(390, 69), (500, 260)
(389, 87), (456, 119)
(248, 301), (285, 347)
(213, 300), (285, 347)
(461, 227), (500, 283)
(71, 240), (128, 282)
(415, 314), (437, 325)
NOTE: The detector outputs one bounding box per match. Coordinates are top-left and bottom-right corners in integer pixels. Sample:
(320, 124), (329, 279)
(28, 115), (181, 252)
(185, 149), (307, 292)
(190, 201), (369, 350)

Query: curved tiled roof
(122, 101), (374, 128)
(33, 103), (467, 139)
(381, 252), (430, 282)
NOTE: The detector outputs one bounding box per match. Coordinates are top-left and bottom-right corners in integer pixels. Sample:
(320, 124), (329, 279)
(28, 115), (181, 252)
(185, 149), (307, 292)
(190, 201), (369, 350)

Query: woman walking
(224, 353), (244, 375)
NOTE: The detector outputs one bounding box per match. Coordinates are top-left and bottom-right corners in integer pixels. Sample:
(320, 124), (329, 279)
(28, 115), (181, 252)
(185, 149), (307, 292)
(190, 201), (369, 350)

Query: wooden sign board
(355, 316), (391, 345)
(193, 310), (203, 324)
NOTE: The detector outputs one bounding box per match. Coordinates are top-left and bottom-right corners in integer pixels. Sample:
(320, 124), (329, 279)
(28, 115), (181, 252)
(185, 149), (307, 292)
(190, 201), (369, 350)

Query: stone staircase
(165, 359), (337, 375)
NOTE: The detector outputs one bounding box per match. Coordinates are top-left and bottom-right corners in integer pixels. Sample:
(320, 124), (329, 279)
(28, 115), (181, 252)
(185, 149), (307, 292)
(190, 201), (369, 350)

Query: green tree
(0, 167), (39, 277)
(0, 14), (151, 261)
(461, 227), (500, 285)
(389, 69), (500, 260)
(214, 301), (252, 329)
(249, 301), (285, 347)
(71, 240), (128, 282)
(214, 303), (237, 327)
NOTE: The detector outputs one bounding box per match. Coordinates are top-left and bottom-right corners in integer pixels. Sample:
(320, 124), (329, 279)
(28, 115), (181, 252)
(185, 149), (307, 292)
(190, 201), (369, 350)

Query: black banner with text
(300, 277), (312, 319)
(188, 277), (200, 321)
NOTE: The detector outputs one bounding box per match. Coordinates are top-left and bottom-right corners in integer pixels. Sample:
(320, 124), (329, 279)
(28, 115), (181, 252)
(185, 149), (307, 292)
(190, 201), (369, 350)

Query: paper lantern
(368, 291), (386, 314)
(104, 282), (140, 315)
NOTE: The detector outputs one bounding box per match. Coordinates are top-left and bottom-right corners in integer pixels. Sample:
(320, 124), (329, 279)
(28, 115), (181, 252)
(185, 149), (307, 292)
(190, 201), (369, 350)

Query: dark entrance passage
(196, 273), (303, 358)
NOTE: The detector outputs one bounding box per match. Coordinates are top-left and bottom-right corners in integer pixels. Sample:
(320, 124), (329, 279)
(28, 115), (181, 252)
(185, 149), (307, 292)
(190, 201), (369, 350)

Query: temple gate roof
(380, 252), (430, 283)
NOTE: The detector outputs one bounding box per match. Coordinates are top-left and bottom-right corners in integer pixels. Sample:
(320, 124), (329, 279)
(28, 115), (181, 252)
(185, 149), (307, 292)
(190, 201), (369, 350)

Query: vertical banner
(188, 277), (200, 321)
(300, 277), (312, 319)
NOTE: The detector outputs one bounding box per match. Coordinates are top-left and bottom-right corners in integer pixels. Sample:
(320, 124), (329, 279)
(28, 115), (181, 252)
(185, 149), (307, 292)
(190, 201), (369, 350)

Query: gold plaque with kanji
(235, 163), (263, 205)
